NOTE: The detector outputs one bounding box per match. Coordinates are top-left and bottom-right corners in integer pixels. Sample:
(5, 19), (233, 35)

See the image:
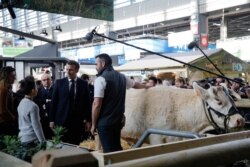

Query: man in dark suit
(34, 73), (53, 139)
(50, 60), (91, 145)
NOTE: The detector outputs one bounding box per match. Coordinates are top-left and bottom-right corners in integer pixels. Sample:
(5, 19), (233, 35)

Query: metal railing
(133, 128), (201, 148)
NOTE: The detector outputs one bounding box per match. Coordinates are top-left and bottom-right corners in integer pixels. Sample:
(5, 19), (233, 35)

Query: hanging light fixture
(40, 29), (48, 36)
(18, 35), (25, 40)
(54, 25), (62, 32)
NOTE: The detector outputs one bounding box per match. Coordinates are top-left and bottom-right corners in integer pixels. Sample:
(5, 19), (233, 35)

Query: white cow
(121, 82), (245, 144)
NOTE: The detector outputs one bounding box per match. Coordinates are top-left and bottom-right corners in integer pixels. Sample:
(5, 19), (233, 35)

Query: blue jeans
(97, 124), (122, 153)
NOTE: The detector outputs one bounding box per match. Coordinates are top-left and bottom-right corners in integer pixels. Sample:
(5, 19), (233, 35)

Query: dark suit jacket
(50, 78), (91, 126)
(34, 86), (53, 120)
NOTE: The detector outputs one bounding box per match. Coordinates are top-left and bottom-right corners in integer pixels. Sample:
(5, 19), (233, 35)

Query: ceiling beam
(0, 26), (57, 44)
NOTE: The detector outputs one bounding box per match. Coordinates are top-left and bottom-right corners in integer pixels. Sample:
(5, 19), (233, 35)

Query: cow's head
(193, 82), (245, 132)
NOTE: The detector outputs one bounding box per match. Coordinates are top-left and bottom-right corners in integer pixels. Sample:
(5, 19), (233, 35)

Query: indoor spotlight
(40, 29), (48, 36)
(54, 25), (62, 32)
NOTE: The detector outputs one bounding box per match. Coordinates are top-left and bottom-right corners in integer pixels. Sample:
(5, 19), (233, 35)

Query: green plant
(1, 135), (21, 156)
(47, 126), (67, 149)
(0, 126), (66, 162)
(0, 135), (47, 162)
(49, 126), (67, 149)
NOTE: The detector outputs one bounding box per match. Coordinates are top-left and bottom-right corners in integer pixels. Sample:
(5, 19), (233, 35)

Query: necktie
(46, 88), (49, 94)
(69, 79), (75, 100)
(69, 80), (75, 111)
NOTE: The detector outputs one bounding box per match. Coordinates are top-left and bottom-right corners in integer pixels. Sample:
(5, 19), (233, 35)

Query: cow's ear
(193, 82), (208, 99)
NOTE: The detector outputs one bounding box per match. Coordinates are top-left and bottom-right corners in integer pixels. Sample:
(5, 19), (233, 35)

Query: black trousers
(41, 117), (53, 140)
(97, 124), (123, 153)
(62, 116), (84, 145)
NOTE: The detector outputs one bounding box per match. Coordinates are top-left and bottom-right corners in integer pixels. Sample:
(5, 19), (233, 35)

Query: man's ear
(193, 82), (208, 99)
(102, 61), (106, 68)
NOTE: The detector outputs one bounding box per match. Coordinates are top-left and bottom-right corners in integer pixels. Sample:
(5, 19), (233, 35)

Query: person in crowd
(80, 73), (95, 140)
(13, 79), (25, 115)
(81, 74), (94, 104)
(230, 78), (247, 98)
(36, 80), (42, 90)
(157, 78), (162, 85)
(246, 86), (250, 99)
(91, 53), (151, 153)
(146, 76), (157, 87)
(18, 76), (45, 147)
(175, 77), (187, 88)
(34, 73), (53, 139)
(50, 60), (91, 145)
(0, 66), (19, 136)
(215, 77), (225, 86)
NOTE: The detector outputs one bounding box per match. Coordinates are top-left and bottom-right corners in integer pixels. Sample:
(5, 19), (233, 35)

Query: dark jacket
(34, 86), (53, 120)
(96, 66), (126, 127)
(50, 78), (91, 126)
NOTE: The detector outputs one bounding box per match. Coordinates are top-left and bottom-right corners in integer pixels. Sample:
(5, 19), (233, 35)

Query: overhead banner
(16, 0), (113, 21)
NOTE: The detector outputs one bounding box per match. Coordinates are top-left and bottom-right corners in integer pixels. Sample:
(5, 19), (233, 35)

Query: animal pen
(2, 130), (250, 167)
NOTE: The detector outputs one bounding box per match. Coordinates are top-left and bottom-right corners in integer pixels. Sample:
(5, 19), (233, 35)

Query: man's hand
(49, 122), (54, 129)
(91, 124), (97, 136)
(121, 114), (126, 127)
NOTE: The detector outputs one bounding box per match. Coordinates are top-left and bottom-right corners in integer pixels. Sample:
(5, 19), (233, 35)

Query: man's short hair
(81, 74), (89, 81)
(95, 53), (112, 67)
(67, 60), (80, 70)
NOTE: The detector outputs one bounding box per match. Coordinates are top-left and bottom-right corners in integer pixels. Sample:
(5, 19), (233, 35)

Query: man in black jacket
(34, 73), (53, 139)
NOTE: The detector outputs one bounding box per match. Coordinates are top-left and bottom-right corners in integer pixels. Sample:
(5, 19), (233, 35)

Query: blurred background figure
(81, 74), (94, 105)
(230, 78), (247, 98)
(13, 79), (25, 117)
(175, 77), (187, 88)
(80, 73), (95, 140)
(146, 76), (157, 87)
(215, 77), (225, 86)
(157, 78), (162, 86)
(0, 66), (19, 136)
